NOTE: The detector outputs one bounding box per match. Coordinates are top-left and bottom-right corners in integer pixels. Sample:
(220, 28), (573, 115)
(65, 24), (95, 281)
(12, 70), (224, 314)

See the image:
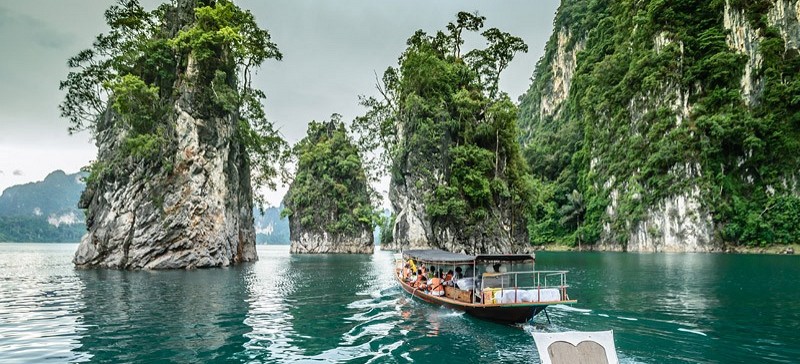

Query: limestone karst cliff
(519, 0), (800, 251)
(282, 117), (375, 254)
(356, 12), (532, 254)
(64, 0), (283, 268)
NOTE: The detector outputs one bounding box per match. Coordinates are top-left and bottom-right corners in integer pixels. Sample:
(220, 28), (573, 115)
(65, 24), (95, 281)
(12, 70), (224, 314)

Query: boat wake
(677, 328), (707, 336)
(550, 304), (591, 313)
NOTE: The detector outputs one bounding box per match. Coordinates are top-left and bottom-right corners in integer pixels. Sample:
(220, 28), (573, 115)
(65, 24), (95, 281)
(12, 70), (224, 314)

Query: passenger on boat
(444, 270), (454, 284)
(402, 264), (411, 280)
(429, 266), (437, 279)
(428, 273), (445, 296)
(420, 264), (427, 278)
(454, 267), (463, 280)
(412, 269), (424, 287)
(415, 275), (428, 290)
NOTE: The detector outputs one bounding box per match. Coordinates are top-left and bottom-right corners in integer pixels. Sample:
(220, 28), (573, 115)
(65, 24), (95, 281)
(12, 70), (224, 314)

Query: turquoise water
(1, 243), (799, 363)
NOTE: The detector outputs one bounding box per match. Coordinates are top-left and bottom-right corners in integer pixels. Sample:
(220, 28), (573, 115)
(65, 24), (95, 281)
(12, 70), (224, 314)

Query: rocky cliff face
(520, 0), (800, 251)
(389, 145), (529, 254)
(289, 223), (373, 254)
(75, 67), (257, 268)
(73, 0), (258, 268)
(724, 0), (800, 106)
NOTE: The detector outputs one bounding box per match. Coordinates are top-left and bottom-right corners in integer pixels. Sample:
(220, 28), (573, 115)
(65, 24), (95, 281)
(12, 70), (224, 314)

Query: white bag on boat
(456, 277), (475, 290)
(516, 288), (561, 302)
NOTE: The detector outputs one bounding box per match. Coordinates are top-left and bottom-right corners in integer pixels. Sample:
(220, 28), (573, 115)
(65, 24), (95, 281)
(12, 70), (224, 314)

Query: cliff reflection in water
(72, 266), (252, 362)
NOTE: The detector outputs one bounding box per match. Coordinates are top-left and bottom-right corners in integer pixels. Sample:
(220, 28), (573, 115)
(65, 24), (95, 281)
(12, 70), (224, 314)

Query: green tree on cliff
(353, 12), (532, 243)
(282, 114), (379, 236)
(59, 0), (284, 204)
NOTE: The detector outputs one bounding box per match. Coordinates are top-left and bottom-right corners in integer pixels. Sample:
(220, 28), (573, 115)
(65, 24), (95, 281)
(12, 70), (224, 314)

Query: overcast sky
(0, 0), (559, 206)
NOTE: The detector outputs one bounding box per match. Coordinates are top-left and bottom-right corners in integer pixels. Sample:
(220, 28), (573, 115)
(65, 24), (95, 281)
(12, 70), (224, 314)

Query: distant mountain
(0, 170), (87, 242)
(254, 205), (290, 245)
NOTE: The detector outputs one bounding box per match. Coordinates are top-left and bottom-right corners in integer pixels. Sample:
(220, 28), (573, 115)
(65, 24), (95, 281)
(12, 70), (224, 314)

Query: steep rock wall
(389, 156), (529, 254)
(520, 0), (800, 251)
(539, 29), (585, 120)
(289, 225), (373, 254)
(74, 1), (257, 268)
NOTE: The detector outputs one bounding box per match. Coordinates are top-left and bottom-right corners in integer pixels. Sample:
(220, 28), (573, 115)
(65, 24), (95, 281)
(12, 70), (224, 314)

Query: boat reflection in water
(395, 249), (577, 324)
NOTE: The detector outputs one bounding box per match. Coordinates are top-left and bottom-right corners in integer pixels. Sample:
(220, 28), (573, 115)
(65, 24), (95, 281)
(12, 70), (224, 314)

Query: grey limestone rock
(73, 0), (257, 269)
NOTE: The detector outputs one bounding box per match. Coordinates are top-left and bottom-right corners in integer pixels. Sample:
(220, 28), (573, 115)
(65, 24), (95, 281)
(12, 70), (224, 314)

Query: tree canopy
(283, 115), (379, 236)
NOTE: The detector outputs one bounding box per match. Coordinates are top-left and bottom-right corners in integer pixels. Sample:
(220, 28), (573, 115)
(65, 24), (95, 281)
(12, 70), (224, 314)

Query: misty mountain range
(0, 170), (293, 244)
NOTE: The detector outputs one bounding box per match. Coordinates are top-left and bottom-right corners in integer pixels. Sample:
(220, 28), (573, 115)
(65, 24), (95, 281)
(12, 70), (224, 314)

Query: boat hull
(464, 305), (545, 324)
(397, 276), (551, 324)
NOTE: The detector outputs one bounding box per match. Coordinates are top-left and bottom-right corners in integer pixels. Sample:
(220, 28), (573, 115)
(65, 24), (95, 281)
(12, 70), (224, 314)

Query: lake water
(1, 243), (798, 363)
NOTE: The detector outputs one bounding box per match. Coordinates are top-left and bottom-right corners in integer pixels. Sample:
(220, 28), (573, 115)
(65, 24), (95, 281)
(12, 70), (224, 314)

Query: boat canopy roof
(402, 249), (535, 264)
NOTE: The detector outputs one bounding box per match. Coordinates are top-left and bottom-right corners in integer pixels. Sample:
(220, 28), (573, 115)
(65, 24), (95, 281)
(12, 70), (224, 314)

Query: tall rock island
(356, 13), (532, 254)
(62, 0), (284, 268)
(283, 116), (376, 254)
(519, 0), (800, 251)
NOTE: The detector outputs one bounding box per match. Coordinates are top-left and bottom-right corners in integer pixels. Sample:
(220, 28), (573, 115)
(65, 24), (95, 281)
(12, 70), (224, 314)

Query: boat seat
(444, 286), (472, 303)
(531, 330), (619, 364)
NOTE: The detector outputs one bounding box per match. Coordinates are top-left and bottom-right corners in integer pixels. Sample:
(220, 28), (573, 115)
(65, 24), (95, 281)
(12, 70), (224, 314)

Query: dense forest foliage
(354, 12), (533, 245)
(518, 0), (800, 247)
(60, 0), (284, 207)
(283, 116), (379, 236)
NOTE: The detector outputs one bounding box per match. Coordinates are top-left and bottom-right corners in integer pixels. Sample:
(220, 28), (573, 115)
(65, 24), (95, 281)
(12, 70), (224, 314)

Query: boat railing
(477, 270), (571, 305)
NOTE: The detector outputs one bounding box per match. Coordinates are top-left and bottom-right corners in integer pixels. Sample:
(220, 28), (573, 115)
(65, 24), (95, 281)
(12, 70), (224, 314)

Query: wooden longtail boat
(395, 249), (577, 324)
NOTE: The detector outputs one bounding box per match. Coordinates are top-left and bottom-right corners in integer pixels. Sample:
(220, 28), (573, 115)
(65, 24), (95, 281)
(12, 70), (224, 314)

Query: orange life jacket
(429, 277), (444, 292)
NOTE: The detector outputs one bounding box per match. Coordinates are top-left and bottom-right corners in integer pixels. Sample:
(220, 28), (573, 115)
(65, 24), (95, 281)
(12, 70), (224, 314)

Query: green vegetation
(354, 12), (532, 242)
(60, 0), (284, 204)
(283, 115), (379, 236)
(518, 0), (800, 247)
